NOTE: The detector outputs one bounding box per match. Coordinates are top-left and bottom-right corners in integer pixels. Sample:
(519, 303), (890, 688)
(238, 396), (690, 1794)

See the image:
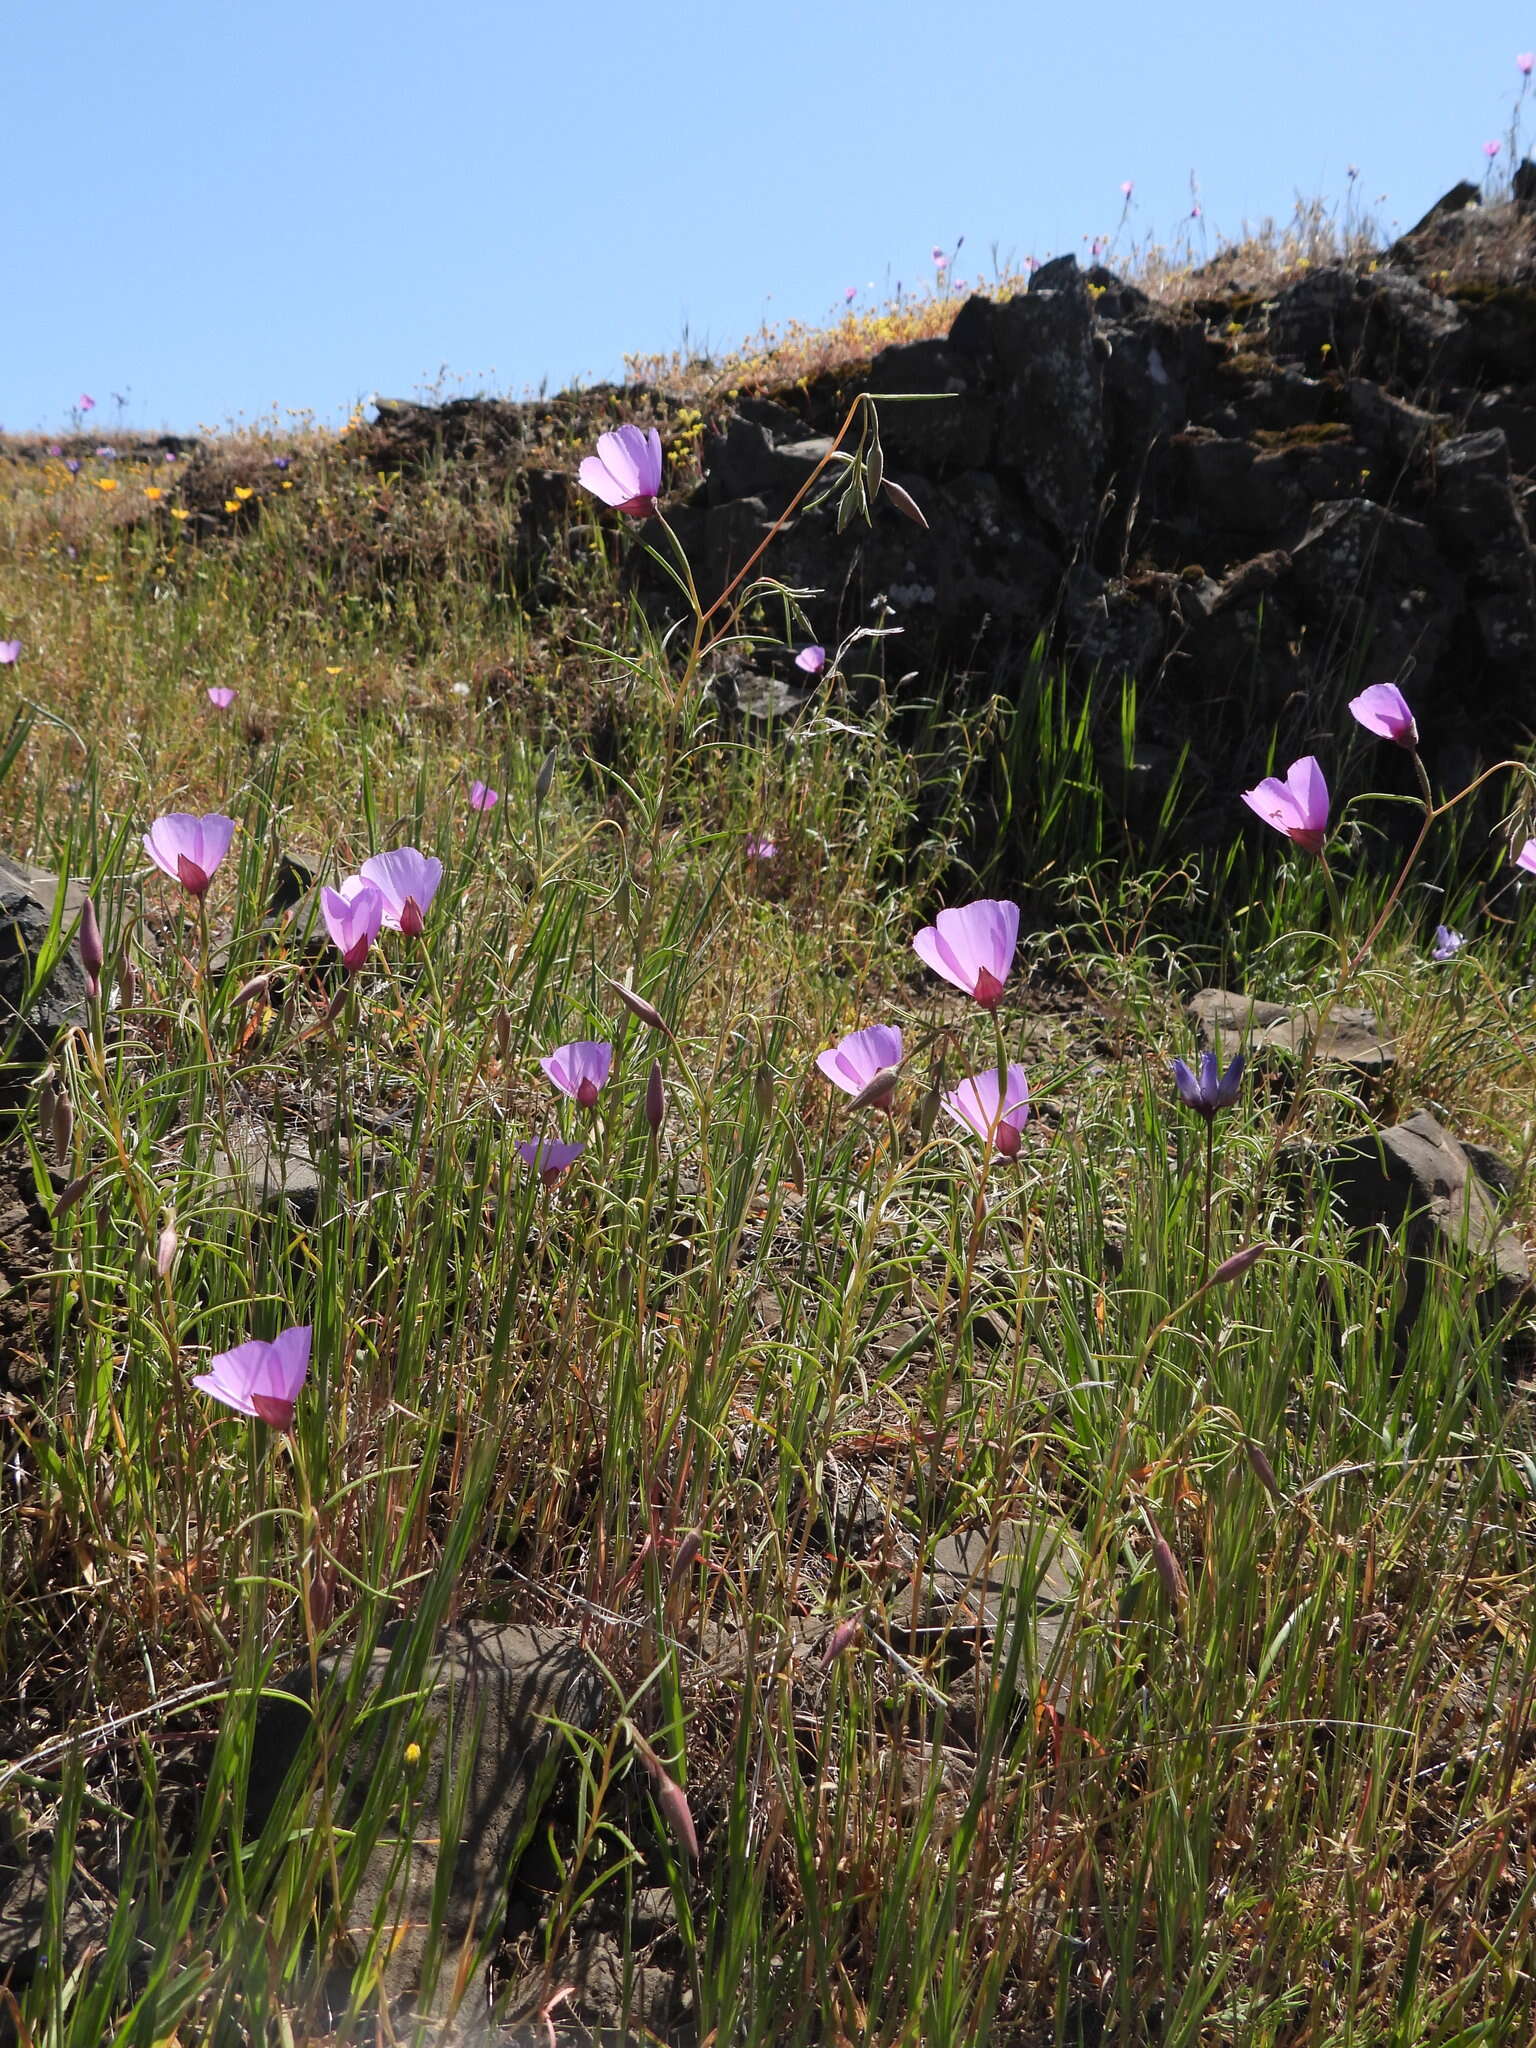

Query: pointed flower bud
(645, 1058), (666, 1133)
(78, 897), (105, 998)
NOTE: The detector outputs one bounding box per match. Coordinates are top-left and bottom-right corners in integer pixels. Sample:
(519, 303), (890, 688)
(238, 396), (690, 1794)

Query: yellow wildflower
(224, 500), (239, 513)
(234, 486), (254, 500)
(96, 477), (118, 492)
(171, 507), (191, 521)
(144, 486), (163, 500)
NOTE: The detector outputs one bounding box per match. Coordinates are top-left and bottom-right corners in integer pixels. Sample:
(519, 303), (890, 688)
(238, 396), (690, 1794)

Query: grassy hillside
(3, 255), (1536, 2045)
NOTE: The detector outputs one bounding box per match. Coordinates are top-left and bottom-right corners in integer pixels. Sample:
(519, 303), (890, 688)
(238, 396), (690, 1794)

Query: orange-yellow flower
(96, 477), (118, 492)
(224, 500), (239, 513)
(234, 486), (254, 500)
(144, 486), (163, 500)
(171, 507), (191, 521)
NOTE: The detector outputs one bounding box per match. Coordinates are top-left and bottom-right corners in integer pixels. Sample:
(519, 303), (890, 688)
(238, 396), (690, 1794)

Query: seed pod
(51, 1087), (74, 1165)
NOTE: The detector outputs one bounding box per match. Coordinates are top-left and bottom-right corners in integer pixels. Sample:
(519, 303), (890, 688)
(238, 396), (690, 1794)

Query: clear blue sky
(4, 0), (1532, 434)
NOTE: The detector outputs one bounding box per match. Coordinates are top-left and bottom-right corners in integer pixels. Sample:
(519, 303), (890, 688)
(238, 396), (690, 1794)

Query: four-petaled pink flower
(358, 846), (442, 937)
(0, 640), (20, 665)
(747, 835), (777, 860)
(817, 1024), (903, 1109)
(206, 686), (235, 709)
(579, 425), (663, 516)
(193, 1324), (311, 1429)
(516, 1136), (585, 1185)
(942, 1063), (1031, 1157)
(913, 898), (1020, 1009)
(1240, 757), (1329, 855)
(1348, 682), (1417, 748)
(322, 876), (385, 971)
(468, 780), (499, 811)
(144, 811), (237, 897)
(1516, 838), (1536, 875)
(795, 644), (827, 675)
(540, 1039), (613, 1107)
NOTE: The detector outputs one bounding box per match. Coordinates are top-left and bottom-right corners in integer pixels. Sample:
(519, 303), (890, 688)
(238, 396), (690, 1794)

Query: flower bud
(51, 1087), (73, 1164)
(1148, 1518), (1187, 1611)
(822, 1617), (862, 1666)
(645, 1058), (666, 1134)
(668, 1529), (702, 1584)
(1211, 1244), (1266, 1286)
(534, 745), (557, 803)
(78, 897), (105, 998)
(605, 975), (671, 1036)
(232, 973), (272, 1008)
(883, 477), (929, 528)
(1244, 1438), (1282, 1503)
(156, 1214), (179, 1279)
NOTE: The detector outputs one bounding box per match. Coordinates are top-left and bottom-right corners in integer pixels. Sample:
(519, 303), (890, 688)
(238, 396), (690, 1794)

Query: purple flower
(932, 245), (948, 266)
(0, 640), (19, 665)
(65, 458), (81, 474)
(1521, 53), (1534, 74)
(1516, 838), (1536, 875)
(746, 835), (777, 861)
(579, 425), (663, 515)
(540, 1039), (613, 1107)
(206, 686), (235, 709)
(468, 780), (499, 811)
(516, 1136), (585, 1186)
(322, 877), (385, 971)
(912, 898), (1020, 1009)
(272, 454), (291, 468)
(942, 1063), (1031, 1157)
(794, 644), (827, 675)
(1431, 924), (1464, 961)
(816, 1024), (904, 1109)
(1172, 1050), (1243, 1120)
(79, 394), (95, 412)
(143, 811), (236, 896)
(1485, 140), (1502, 159)
(1349, 682), (1417, 747)
(96, 446), (117, 460)
(193, 1324), (311, 1429)
(358, 846), (442, 936)
(1240, 757), (1329, 855)
(46, 444), (61, 457)
(845, 286), (857, 305)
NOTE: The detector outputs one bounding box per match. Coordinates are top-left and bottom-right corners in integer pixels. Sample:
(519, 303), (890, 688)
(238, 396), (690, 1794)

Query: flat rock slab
(1323, 1108), (1531, 1309)
(247, 1620), (608, 2021)
(0, 855), (91, 1088)
(1191, 986), (1395, 1074)
(922, 1513), (1086, 1706)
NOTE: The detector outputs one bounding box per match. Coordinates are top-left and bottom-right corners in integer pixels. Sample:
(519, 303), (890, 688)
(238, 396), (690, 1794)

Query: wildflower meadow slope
(3, 201), (1536, 2044)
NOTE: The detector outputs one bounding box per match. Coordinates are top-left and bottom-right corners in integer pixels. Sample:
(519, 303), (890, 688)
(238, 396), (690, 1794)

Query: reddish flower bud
(78, 897), (104, 997)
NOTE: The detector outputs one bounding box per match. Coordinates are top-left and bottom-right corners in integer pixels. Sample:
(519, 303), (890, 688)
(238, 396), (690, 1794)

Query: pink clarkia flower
(206, 686), (235, 709)
(193, 1324), (311, 1429)
(579, 425), (663, 516)
(79, 394), (95, 412)
(1485, 140), (1502, 160)
(931, 246), (948, 266)
(1516, 838), (1536, 875)
(0, 641), (20, 665)
(1121, 180), (1134, 196)
(143, 811), (236, 897)
(845, 286), (857, 305)
(1348, 682), (1417, 748)
(321, 876), (385, 971)
(942, 1063), (1031, 1157)
(912, 898), (1020, 1009)
(795, 644), (827, 675)
(1521, 53), (1534, 74)
(816, 1024), (904, 1109)
(516, 1136), (585, 1186)
(540, 1039), (613, 1106)
(747, 835), (777, 860)
(358, 846), (442, 936)
(468, 780), (499, 811)
(1240, 757), (1329, 855)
